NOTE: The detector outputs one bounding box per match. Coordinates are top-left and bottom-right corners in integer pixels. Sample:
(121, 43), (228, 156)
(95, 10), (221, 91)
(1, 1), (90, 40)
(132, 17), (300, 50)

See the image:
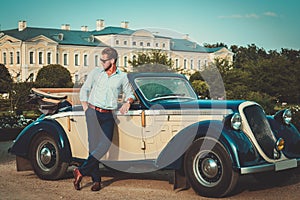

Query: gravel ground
(1, 141), (300, 200)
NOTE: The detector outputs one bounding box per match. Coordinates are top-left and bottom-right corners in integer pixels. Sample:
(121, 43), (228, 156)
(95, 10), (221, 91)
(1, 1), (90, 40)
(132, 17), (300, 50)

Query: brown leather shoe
(73, 168), (83, 190)
(91, 182), (101, 191)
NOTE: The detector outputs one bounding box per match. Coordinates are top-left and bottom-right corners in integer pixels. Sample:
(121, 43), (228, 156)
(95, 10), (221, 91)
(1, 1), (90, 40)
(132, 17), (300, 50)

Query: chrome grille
(243, 105), (276, 159)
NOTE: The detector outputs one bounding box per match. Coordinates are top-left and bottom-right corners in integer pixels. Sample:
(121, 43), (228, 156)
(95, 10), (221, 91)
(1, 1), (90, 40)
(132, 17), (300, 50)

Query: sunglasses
(100, 58), (112, 63)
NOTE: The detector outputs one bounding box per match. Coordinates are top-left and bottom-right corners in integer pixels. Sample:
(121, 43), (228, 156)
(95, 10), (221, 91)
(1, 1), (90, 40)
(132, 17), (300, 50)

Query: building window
(29, 52), (34, 64)
(3, 52), (6, 65)
(116, 40), (119, 45)
(10, 52), (13, 64)
(124, 41), (127, 45)
(147, 42), (150, 47)
(56, 53), (59, 64)
(175, 59), (179, 69)
(84, 54), (88, 66)
(132, 41), (136, 46)
(162, 43), (165, 48)
(63, 53), (68, 66)
(140, 42), (143, 46)
(184, 59), (187, 69)
(95, 55), (99, 66)
(75, 54), (79, 66)
(84, 74), (88, 81)
(204, 59), (207, 67)
(155, 43), (159, 47)
(17, 52), (20, 64)
(124, 56), (127, 67)
(190, 59), (193, 69)
(38, 52), (43, 65)
(198, 60), (201, 70)
(47, 52), (51, 64)
(75, 74), (79, 83)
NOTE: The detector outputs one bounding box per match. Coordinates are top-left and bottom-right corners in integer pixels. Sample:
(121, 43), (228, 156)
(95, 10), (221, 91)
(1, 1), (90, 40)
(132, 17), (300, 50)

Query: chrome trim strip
(144, 109), (233, 116)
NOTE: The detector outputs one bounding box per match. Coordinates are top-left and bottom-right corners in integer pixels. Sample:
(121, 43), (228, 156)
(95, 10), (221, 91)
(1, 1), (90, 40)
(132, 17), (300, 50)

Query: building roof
(170, 38), (223, 53)
(92, 26), (135, 35)
(1, 26), (224, 53)
(1, 27), (106, 47)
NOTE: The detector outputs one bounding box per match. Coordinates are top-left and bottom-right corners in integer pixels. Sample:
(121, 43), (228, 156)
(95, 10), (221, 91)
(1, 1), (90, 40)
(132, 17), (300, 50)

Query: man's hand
(81, 101), (88, 111)
(119, 102), (130, 114)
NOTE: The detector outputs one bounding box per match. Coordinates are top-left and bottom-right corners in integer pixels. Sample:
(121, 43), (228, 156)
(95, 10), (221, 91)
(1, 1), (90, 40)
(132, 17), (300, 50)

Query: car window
(135, 77), (197, 102)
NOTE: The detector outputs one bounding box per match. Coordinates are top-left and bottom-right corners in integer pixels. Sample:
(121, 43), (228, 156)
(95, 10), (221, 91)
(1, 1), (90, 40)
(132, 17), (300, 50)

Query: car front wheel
(29, 133), (69, 180)
(184, 138), (239, 198)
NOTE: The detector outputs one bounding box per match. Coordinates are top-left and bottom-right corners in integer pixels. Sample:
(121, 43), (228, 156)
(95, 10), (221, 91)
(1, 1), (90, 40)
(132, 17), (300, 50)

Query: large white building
(0, 20), (233, 83)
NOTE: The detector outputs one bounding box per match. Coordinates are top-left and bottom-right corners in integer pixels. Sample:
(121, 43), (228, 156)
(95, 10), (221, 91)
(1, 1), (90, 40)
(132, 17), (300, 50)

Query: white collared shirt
(79, 67), (135, 110)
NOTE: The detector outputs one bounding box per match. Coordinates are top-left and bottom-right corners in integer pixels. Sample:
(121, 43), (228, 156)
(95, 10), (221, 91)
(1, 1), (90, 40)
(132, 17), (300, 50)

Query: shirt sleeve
(122, 74), (136, 102)
(79, 69), (95, 102)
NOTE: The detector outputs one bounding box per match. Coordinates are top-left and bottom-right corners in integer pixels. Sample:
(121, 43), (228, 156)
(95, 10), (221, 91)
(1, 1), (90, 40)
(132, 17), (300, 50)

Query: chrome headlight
(231, 113), (242, 130)
(283, 109), (292, 125)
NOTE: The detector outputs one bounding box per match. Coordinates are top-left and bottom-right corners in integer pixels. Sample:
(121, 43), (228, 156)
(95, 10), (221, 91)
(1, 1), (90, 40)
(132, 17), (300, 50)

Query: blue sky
(1, 0), (299, 50)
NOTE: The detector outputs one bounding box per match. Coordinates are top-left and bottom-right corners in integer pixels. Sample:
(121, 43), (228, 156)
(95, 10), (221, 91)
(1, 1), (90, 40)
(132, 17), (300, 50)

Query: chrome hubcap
(36, 140), (57, 171)
(193, 150), (222, 187)
(40, 147), (52, 165)
(201, 158), (218, 178)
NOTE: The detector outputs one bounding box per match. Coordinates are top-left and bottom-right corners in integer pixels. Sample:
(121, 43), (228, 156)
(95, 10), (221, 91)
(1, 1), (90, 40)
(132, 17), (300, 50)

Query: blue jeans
(78, 107), (115, 182)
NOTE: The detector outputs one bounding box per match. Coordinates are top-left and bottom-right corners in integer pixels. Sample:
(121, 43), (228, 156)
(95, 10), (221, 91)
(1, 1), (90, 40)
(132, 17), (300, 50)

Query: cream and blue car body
(10, 73), (300, 197)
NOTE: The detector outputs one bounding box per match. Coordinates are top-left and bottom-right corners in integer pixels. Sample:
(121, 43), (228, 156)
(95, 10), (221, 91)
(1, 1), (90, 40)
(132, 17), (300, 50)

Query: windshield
(135, 77), (198, 102)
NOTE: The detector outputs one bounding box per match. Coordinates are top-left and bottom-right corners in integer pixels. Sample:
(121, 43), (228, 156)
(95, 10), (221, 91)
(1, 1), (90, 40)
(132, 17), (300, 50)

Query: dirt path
(1, 141), (300, 200)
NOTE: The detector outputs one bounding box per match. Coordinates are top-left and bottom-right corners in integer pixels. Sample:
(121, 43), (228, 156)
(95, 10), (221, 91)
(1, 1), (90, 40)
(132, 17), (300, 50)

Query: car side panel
(63, 111), (145, 161)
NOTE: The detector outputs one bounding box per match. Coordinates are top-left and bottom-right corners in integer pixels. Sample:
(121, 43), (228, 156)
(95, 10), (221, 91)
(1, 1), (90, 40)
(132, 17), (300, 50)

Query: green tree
(35, 64), (74, 88)
(0, 64), (13, 92)
(10, 82), (36, 113)
(191, 80), (209, 98)
(128, 49), (174, 72)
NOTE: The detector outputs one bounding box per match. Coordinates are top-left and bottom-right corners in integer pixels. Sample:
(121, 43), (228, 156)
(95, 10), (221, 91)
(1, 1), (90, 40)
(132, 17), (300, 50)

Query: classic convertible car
(9, 73), (300, 197)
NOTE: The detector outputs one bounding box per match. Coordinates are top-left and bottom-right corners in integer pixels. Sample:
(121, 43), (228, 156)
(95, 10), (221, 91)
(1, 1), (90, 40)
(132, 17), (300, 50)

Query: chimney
(81, 25), (88, 32)
(61, 24), (70, 30)
(183, 34), (189, 40)
(121, 21), (129, 29)
(18, 20), (27, 31)
(96, 19), (105, 31)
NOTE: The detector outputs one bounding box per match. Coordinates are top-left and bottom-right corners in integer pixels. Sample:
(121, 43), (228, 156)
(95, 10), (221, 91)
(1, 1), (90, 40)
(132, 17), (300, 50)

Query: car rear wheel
(29, 133), (68, 180)
(184, 138), (239, 198)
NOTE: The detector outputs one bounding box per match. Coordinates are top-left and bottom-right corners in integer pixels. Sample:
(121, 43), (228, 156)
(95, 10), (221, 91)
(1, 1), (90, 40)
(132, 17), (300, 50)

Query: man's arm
(119, 75), (135, 114)
(79, 69), (95, 111)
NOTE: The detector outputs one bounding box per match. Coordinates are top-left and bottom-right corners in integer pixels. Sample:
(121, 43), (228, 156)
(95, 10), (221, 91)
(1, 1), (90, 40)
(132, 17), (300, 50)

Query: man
(73, 47), (135, 191)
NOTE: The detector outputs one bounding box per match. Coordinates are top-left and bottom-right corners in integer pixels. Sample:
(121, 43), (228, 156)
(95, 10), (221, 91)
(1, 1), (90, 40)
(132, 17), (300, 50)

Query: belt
(88, 104), (112, 113)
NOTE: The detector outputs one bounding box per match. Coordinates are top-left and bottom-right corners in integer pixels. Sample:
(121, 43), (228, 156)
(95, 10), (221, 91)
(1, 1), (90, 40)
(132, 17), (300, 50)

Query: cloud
(219, 13), (260, 19)
(219, 12), (278, 19)
(245, 14), (260, 19)
(263, 11), (278, 17)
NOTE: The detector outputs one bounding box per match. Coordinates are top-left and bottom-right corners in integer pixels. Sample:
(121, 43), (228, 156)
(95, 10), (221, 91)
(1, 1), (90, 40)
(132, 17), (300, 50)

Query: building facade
(0, 20), (233, 83)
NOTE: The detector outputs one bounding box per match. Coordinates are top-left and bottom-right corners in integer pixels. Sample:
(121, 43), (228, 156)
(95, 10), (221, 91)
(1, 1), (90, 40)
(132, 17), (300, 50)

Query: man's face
(100, 54), (114, 70)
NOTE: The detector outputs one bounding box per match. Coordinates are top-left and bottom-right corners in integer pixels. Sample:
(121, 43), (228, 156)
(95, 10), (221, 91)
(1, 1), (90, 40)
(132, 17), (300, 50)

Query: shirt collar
(98, 66), (121, 75)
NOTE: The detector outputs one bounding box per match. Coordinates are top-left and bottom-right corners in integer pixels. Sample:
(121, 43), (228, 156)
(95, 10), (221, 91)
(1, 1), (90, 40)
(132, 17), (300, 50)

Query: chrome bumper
(239, 158), (300, 175)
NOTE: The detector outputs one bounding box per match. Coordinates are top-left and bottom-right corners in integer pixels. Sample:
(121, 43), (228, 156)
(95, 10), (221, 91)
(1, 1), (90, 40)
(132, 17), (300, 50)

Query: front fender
(10, 117), (72, 163)
(267, 116), (300, 158)
(156, 120), (258, 170)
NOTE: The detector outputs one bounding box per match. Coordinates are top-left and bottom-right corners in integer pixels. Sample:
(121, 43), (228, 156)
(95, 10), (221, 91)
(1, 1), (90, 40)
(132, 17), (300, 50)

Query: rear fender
(10, 118), (72, 163)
